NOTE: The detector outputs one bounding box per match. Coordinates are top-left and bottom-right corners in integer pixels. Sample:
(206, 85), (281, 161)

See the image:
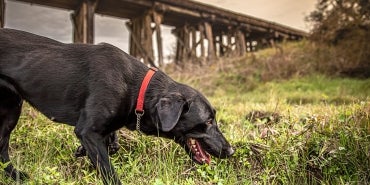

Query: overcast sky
(4, 0), (317, 57)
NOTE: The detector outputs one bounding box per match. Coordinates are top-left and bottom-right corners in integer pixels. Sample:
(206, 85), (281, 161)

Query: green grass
(1, 74), (368, 184)
(1, 42), (369, 184)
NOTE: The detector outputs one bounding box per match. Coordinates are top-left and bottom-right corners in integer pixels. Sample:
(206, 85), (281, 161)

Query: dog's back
(0, 28), (139, 125)
(0, 28), (66, 72)
(0, 28), (62, 55)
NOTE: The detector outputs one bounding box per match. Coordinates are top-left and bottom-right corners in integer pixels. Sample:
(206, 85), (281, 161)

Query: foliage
(306, 0), (370, 77)
(1, 43), (369, 184)
(307, 0), (369, 43)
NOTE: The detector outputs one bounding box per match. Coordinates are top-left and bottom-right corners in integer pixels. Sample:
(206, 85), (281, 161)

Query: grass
(1, 41), (369, 184)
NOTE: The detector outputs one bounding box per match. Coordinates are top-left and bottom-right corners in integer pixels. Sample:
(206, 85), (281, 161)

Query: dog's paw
(7, 169), (29, 181)
(108, 143), (120, 155)
(74, 145), (87, 158)
(74, 143), (119, 158)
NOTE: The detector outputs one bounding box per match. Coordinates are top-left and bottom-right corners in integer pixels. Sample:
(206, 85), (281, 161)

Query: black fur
(0, 28), (234, 185)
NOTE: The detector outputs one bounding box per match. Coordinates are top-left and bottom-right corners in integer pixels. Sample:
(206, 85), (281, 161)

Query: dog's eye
(206, 119), (213, 125)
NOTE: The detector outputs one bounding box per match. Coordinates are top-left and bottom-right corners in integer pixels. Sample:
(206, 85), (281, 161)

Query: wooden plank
(153, 11), (163, 66)
(143, 12), (155, 66)
(173, 27), (184, 64)
(86, 0), (97, 43)
(236, 30), (247, 56)
(71, 0), (98, 44)
(157, 3), (201, 18)
(126, 21), (138, 57)
(217, 34), (225, 56)
(227, 29), (233, 56)
(191, 27), (196, 58)
(198, 23), (205, 58)
(0, 0), (4, 28)
(173, 25), (191, 64)
(127, 12), (156, 67)
(204, 22), (215, 60)
(183, 25), (190, 61)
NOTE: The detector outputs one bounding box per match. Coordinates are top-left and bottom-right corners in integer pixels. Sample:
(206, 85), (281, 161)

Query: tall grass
(1, 41), (369, 184)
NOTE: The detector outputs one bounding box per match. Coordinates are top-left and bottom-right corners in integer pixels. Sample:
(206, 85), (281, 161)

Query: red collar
(135, 67), (158, 114)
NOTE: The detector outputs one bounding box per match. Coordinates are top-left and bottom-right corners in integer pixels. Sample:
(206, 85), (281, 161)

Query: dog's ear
(156, 93), (187, 132)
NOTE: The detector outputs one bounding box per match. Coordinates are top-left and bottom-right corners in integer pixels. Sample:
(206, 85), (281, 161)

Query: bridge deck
(12, 0), (307, 38)
(4, 0), (308, 66)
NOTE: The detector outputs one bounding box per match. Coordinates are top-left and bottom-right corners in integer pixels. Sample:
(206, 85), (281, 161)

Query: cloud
(193, 0), (316, 31)
(5, 0), (72, 42)
(95, 15), (130, 52)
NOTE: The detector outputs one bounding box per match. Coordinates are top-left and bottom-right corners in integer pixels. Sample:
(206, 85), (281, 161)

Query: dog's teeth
(190, 139), (196, 145)
(192, 145), (196, 148)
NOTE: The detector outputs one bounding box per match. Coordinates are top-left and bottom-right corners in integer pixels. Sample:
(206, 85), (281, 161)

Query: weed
(1, 41), (369, 184)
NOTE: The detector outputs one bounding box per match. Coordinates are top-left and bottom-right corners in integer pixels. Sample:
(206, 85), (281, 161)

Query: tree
(307, 0), (369, 43)
(306, 0), (370, 77)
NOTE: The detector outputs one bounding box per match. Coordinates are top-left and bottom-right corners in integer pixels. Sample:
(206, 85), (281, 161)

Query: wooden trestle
(2, 0), (308, 67)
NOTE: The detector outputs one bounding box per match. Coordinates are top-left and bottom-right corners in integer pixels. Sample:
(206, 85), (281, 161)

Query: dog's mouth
(186, 138), (211, 164)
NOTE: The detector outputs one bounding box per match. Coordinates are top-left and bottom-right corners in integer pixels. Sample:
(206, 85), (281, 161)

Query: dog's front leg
(74, 126), (121, 185)
(74, 131), (120, 158)
(107, 131), (120, 155)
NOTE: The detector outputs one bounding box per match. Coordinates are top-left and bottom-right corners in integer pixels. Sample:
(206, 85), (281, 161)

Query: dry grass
(1, 41), (369, 184)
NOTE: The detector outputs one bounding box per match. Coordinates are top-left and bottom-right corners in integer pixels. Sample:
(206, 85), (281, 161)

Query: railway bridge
(0, 0), (308, 66)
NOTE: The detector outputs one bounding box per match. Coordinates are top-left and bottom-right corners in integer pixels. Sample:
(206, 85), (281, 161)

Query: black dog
(0, 28), (234, 184)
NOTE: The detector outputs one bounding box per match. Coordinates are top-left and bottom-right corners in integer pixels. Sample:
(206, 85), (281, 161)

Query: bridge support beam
(190, 27), (197, 59)
(173, 22), (250, 64)
(127, 10), (161, 67)
(0, 0), (4, 28)
(198, 23), (206, 59)
(153, 11), (164, 66)
(204, 22), (215, 60)
(227, 29), (233, 56)
(215, 28), (247, 57)
(71, 0), (97, 44)
(173, 24), (190, 65)
(215, 34), (226, 57)
(246, 40), (253, 52)
(173, 22), (215, 65)
(235, 30), (247, 56)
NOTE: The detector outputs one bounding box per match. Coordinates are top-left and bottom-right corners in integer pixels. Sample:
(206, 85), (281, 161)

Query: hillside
(1, 41), (369, 184)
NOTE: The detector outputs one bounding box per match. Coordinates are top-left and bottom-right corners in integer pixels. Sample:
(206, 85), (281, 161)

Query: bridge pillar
(126, 10), (160, 67)
(198, 24), (206, 59)
(153, 11), (164, 66)
(204, 22), (216, 60)
(216, 29), (246, 57)
(227, 28), (233, 56)
(0, 0), (4, 28)
(71, 0), (97, 44)
(246, 40), (253, 52)
(217, 29), (233, 57)
(173, 22), (216, 65)
(190, 26), (197, 59)
(216, 33), (226, 57)
(235, 30), (247, 56)
(172, 24), (190, 65)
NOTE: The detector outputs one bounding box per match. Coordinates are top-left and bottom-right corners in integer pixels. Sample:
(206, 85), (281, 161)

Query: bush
(306, 0), (370, 77)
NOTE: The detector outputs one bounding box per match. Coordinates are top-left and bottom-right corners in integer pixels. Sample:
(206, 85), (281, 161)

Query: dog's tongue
(188, 138), (211, 164)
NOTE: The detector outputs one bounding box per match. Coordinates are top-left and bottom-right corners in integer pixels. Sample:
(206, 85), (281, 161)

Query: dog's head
(154, 86), (234, 164)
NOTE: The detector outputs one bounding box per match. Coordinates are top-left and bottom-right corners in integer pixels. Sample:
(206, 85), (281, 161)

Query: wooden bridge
(0, 0), (308, 67)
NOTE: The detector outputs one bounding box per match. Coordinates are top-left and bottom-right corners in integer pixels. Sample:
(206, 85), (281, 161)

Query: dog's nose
(226, 147), (235, 156)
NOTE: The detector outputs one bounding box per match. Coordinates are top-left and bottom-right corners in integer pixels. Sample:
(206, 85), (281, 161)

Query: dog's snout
(226, 147), (235, 156)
